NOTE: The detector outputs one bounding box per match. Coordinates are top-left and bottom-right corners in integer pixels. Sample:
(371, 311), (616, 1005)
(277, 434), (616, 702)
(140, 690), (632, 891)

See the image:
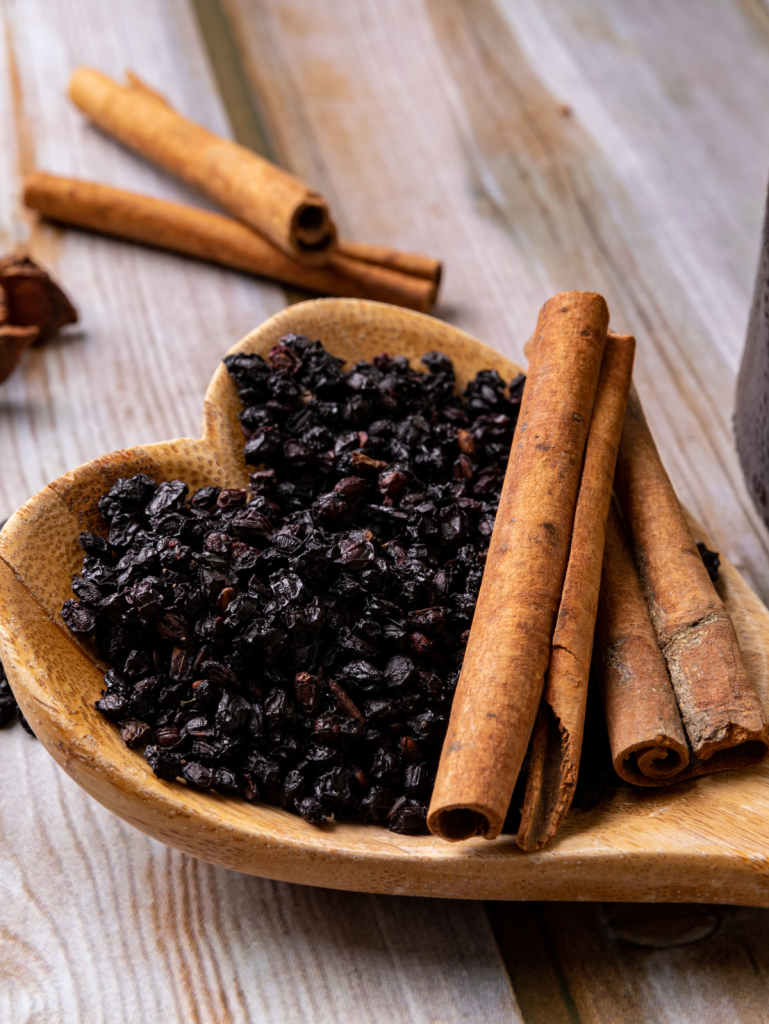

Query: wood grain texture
(0, 0), (285, 521)
(492, 899), (769, 1024)
(0, 1), (522, 1021)
(222, 0), (769, 603)
(0, 728), (518, 1024)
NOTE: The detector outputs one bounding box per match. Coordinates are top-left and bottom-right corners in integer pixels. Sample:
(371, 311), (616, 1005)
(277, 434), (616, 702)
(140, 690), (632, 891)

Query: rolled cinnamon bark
(24, 174), (436, 313)
(516, 331), (635, 851)
(336, 241), (442, 285)
(597, 499), (691, 786)
(614, 386), (769, 766)
(427, 291), (609, 842)
(69, 68), (336, 265)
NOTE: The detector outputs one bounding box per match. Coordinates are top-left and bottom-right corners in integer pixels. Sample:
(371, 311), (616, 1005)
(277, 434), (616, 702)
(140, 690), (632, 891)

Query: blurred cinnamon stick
(516, 331), (635, 851)
(69, 67), (336, 265)
(336, 241), (441, 285)
(614, 386), (769, 768)
(427, 290), (608, 842)
(24, 173), (437, 313)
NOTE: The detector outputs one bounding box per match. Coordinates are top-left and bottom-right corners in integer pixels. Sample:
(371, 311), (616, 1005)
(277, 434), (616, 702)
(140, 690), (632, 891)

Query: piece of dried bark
(0, 325), (39, 384)
(0, 253), (78, 383)
(0, 254), (78, 342)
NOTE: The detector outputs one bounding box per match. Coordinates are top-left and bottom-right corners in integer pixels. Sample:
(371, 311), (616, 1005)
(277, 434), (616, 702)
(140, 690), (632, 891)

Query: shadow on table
(488, 900), (768, 1024)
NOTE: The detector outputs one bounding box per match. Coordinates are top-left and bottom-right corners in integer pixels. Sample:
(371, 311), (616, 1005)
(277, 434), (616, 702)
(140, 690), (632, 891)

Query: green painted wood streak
(187, 0), (313, 305)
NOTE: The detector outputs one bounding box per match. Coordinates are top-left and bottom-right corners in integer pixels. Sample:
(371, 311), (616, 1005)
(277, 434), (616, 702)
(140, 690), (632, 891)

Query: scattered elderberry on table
(61, 334), (524, 833)
(0, 659), (35, 735)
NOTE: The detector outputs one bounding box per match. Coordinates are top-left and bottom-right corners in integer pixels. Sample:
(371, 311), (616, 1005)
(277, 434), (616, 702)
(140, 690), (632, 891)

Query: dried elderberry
(0, 658), (36, 736)
(61, 333), (527, 833)
(0, 659), (19, 727)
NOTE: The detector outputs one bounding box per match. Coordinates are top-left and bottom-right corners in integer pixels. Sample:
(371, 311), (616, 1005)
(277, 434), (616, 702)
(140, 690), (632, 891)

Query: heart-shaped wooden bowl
(3, 297), (769, 904)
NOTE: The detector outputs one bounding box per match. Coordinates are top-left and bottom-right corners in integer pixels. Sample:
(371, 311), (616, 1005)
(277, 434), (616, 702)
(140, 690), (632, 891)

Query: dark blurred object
(736, 192), (769, 524)
(0, 657), (35, 736)
(697, 541), (720, 583)
(0, 324), (38, 384)
(0, 253), (78, 383)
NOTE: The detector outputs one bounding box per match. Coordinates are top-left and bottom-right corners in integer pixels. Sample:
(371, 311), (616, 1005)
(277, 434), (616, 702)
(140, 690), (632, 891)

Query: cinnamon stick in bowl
(69, 68), (336, 265)
(24, 174), (437, 313)
(596, 499), (692, 786)
(516, 331), (635, 851)
(427, 290), (609, 842)
(613, 387), (769, 769)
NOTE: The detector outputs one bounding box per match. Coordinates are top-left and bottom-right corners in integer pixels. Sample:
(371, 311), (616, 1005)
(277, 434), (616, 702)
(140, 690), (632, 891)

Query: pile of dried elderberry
(61, 334), (524, 833)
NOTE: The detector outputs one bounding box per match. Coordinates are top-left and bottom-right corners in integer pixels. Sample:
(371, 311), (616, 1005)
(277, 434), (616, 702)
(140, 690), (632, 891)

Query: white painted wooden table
(4, 0), (769, 1020)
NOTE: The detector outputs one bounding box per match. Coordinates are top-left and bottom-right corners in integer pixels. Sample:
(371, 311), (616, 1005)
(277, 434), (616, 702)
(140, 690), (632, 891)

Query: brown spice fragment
(120, 719), (152, 748)
(427, 290), (609, 842)
(350, 452), (388, 473)
(614, 386), (769, 765)
(328, 679), (365, 722)
(456, 428), (476, 455)
(0, 253), (77, 342)
(0, 325), (38, 384)
(0, 253), (77, 383)
(517, 331), (635, 851)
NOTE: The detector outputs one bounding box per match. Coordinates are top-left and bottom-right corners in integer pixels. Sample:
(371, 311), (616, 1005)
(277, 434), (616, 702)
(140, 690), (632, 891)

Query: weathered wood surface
(0, 0), (521, 1021)
(0, 731), (517, 1024)
(224, 0), (769, 600)
(0, 0), (285, 520)
(4, 0), (769, 1019)
(490, 900), (769, 1024)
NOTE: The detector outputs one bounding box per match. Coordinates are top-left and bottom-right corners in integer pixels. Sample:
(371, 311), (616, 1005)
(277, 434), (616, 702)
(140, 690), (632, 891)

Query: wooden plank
(221, 0), (769, 603)
(0, 0), (285, 521)
(492, 899), (769, 1023)
(0, 1), (523, 1020)
(0, 726), (521, 1024)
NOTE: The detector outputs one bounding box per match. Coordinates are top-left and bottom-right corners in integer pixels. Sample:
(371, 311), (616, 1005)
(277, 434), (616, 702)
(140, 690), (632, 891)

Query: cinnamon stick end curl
(427, 806), (491, 842)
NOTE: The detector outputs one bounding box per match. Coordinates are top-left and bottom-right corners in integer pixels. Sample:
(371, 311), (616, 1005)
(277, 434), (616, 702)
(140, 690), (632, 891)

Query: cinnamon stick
(69, 68), (336, 265)
(336, 241), (442, 285)
(24, 173), (437, 313)
(427, 291), (609, 842)
(613, 386), (769, 767)
(516, 331), (635, 851)
(597, 499), (691, 786)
